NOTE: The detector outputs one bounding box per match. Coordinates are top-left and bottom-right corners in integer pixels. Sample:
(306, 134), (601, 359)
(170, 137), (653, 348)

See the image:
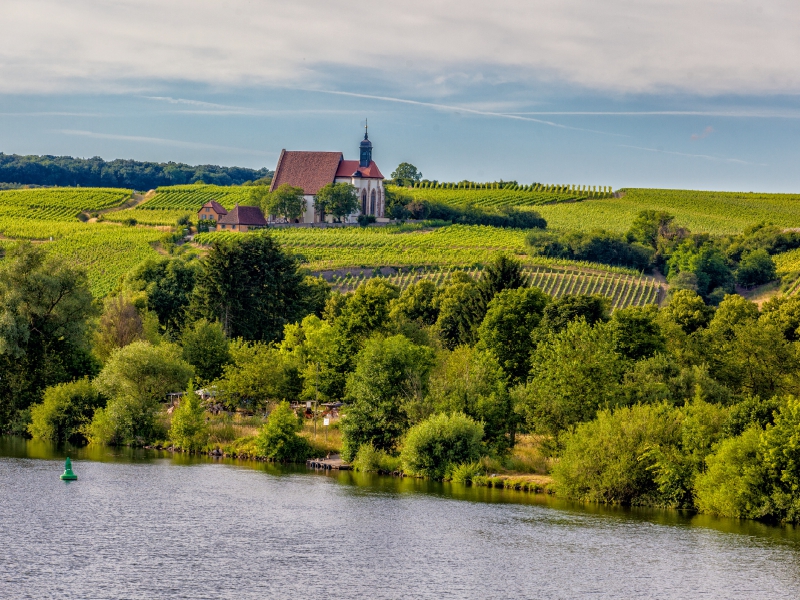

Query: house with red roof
(196, 201), (268, 232)
(197, 200), (228, 224)
(270, 125), (386, 224)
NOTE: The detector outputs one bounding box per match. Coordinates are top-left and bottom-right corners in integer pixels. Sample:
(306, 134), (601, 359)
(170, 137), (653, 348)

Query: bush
(357, 214), (377, 227)
(552, 403), (683, 505)
(400, 412), (484, 480)
(169, 391), (209, 451)
(28, 378), (105, 443)
(352, 443), (401, 473)
(254, 401), (311, 462)
(122, 218), (137, 227)
(735, 249), (776, 288)
(450, 461), (485, 483)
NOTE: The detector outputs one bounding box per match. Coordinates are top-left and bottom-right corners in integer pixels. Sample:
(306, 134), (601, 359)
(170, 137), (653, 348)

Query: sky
(1, 0), (799, 191)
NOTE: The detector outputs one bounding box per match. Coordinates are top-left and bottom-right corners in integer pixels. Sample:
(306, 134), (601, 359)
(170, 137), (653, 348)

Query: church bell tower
(359, 120), (372, 168)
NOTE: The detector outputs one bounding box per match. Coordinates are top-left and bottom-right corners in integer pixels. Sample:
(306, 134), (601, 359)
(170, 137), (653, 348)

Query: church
(269, 126), (386, 224)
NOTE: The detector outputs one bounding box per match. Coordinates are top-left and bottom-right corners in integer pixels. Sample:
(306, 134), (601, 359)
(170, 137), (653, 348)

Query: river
(1, 436), (799, 599)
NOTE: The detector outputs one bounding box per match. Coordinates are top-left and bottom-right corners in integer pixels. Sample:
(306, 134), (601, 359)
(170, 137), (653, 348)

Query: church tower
(359, 120), (372, 168)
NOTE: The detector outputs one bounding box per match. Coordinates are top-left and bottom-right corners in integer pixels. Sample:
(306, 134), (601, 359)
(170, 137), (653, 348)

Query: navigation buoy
(60, 457), (77, 481)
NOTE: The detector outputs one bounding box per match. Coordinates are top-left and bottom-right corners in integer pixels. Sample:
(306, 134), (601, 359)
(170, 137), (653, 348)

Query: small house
(216, 204), (268, 232)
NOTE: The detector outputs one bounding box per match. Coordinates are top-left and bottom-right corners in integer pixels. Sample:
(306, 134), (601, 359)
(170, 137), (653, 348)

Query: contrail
(617, 144), (767, 166)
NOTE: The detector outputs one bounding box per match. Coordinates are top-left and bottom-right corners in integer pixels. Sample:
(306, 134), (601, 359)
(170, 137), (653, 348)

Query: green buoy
(60, 457), (77, 481)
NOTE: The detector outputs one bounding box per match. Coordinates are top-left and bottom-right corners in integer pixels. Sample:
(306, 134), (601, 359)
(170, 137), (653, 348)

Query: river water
(2, 437), (799, 599)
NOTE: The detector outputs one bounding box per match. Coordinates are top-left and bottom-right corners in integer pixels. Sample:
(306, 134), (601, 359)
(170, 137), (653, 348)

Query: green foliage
(169, 389), (209, 451)
(28, 378), (104, 442)
(552, 403), (684, 505)
(124, 256), (200, 334)
(610, 305), (666, 361)
(216, 340), (298, 410)
(659, 289), (713, 334)
(735, 249), (776, 287)
(265, 184), (306, 222)
(760, 396), (800, 521)
(519, 320), (626, 434)
(449, 461), (485, 483)
(0, 243), (97, 430)
(314, 183), (359, 221)
(400, 412), (484, 480)
(426, 346), (513, 452)
(526, 229), (653, 271)
(667, 239), (733, 301)
(433, 276), (483, 349)
(477, 287), (549, 382)
(254, 401), (311, 462)
(538, 294), (610, 335)
(352, 442), (401, 473)
(694, 427), (768, 519)
(89, 341), (194, 445)
(390, 162), (423, 186)
(93, 293), (147, 362)
(390, 279), (439, 326)
(192, 233), (307, 341)
(341, 334), (436, 461)
(181, 319), (230, 383)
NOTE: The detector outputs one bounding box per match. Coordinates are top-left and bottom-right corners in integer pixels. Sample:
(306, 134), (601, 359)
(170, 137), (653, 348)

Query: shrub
(357, 214), (377, 227)
(352, 443), (401, 473)
(122, 218), (137, 227)
(254, 401), (311, 462)
(28, 378), (104, 443)
(552, 403), (683, 505)
(400, 412), (484, 480)
(450, 461), (485, 483)
(169, 391), (209, 451)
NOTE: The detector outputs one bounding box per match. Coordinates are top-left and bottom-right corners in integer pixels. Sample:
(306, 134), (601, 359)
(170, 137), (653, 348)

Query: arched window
(370, 189), (376, 215)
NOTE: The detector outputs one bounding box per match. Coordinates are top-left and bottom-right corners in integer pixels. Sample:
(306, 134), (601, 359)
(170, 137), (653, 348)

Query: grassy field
(391, 183), (611, 208)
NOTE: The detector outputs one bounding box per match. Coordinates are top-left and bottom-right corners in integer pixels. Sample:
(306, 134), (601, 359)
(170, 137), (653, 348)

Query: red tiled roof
(335, 160), (384, 179)
(217, 204), (268, 226)
(270, 150), (344, 195)
(200, 200), (228, 215)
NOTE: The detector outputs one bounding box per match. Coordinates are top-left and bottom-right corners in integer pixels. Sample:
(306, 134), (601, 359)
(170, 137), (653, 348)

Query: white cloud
(1, 0), (798, 95)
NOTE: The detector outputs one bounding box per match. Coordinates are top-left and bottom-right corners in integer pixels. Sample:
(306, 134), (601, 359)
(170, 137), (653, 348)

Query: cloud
(56, 129), (275, 156)
(691, 126), (715, 140)
(0, 1), (798, 95)
(617, 144), (765, 166)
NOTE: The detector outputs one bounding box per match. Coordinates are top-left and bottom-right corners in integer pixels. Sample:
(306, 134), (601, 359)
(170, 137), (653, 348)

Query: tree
(192, 234), (307, 341)
(314, 183), (358, 222)
(610, 305), (666, 361)
(479, 254), (527, 302)
(759, 396), (800, 521)
(433, 277), (484, 349)
(389, 280), (439, 326)
(477, 287), (549, 382)
(552, 403), (684, 505)
(169, 387), (209, 451)
(519, 320), (627, 434)
(400, 413), (484, 480)
(341, 334), (436, 461)
(93, 293), (146, 362)
(667, 239), (733, 301)
(124, 256), (200, 335)
(390, 162), (422, 186)
(181, 319), (230, 383)
(658, 289), (713, 334)
(265, 184), (305, 222)
(28, 378), (104, 443)
(254, 401), (311, 461)
(538, 294), (610, 335)
(215, 340), (297, 410)
(427, 346), (514, 451)
(89, 341), (194, 445)
(0, 243), (97, 430)
(736, 249), (776, 288)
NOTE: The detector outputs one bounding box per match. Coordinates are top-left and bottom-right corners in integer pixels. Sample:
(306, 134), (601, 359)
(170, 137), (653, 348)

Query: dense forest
(2, 208), (800, 525)
(0, 153), (272, 189)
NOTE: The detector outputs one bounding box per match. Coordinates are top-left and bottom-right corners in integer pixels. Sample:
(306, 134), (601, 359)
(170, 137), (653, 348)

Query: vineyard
(321, 264), (663, 310)
(537, 188), (800, 235)
(194, 224), (641, 276)
(391, 183), (613, 209)
(135, 184), (250, 211)
(0, 188), (132, 220)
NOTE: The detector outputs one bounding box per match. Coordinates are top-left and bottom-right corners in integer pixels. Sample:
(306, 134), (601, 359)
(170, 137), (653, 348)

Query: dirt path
(80, 189), (156, 221)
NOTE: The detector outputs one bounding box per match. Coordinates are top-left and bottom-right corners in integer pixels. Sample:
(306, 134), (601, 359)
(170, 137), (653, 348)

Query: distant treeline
(0, 153), (273, 190)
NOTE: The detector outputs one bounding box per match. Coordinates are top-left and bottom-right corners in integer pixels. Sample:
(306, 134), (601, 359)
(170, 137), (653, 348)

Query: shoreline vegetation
(3, 178), (800, 524)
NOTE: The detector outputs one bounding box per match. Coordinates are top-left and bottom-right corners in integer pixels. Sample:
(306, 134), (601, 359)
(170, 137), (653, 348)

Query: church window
(362, 190), (367, 214)
(370, 189), (376, 215)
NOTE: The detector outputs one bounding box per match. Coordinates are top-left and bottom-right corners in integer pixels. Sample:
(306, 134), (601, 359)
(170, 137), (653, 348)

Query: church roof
(270, 150), (344, 195)
(335, 160), (384, 179)
(217, 204), (268, 226)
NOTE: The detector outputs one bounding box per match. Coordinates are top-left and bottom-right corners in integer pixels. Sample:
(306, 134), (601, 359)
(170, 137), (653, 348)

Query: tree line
(0, 153), (272, 190)
(3, 228), (800, 523)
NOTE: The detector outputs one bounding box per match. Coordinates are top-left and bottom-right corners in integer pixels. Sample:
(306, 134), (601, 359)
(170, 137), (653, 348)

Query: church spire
(359, 120), (372, 168)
